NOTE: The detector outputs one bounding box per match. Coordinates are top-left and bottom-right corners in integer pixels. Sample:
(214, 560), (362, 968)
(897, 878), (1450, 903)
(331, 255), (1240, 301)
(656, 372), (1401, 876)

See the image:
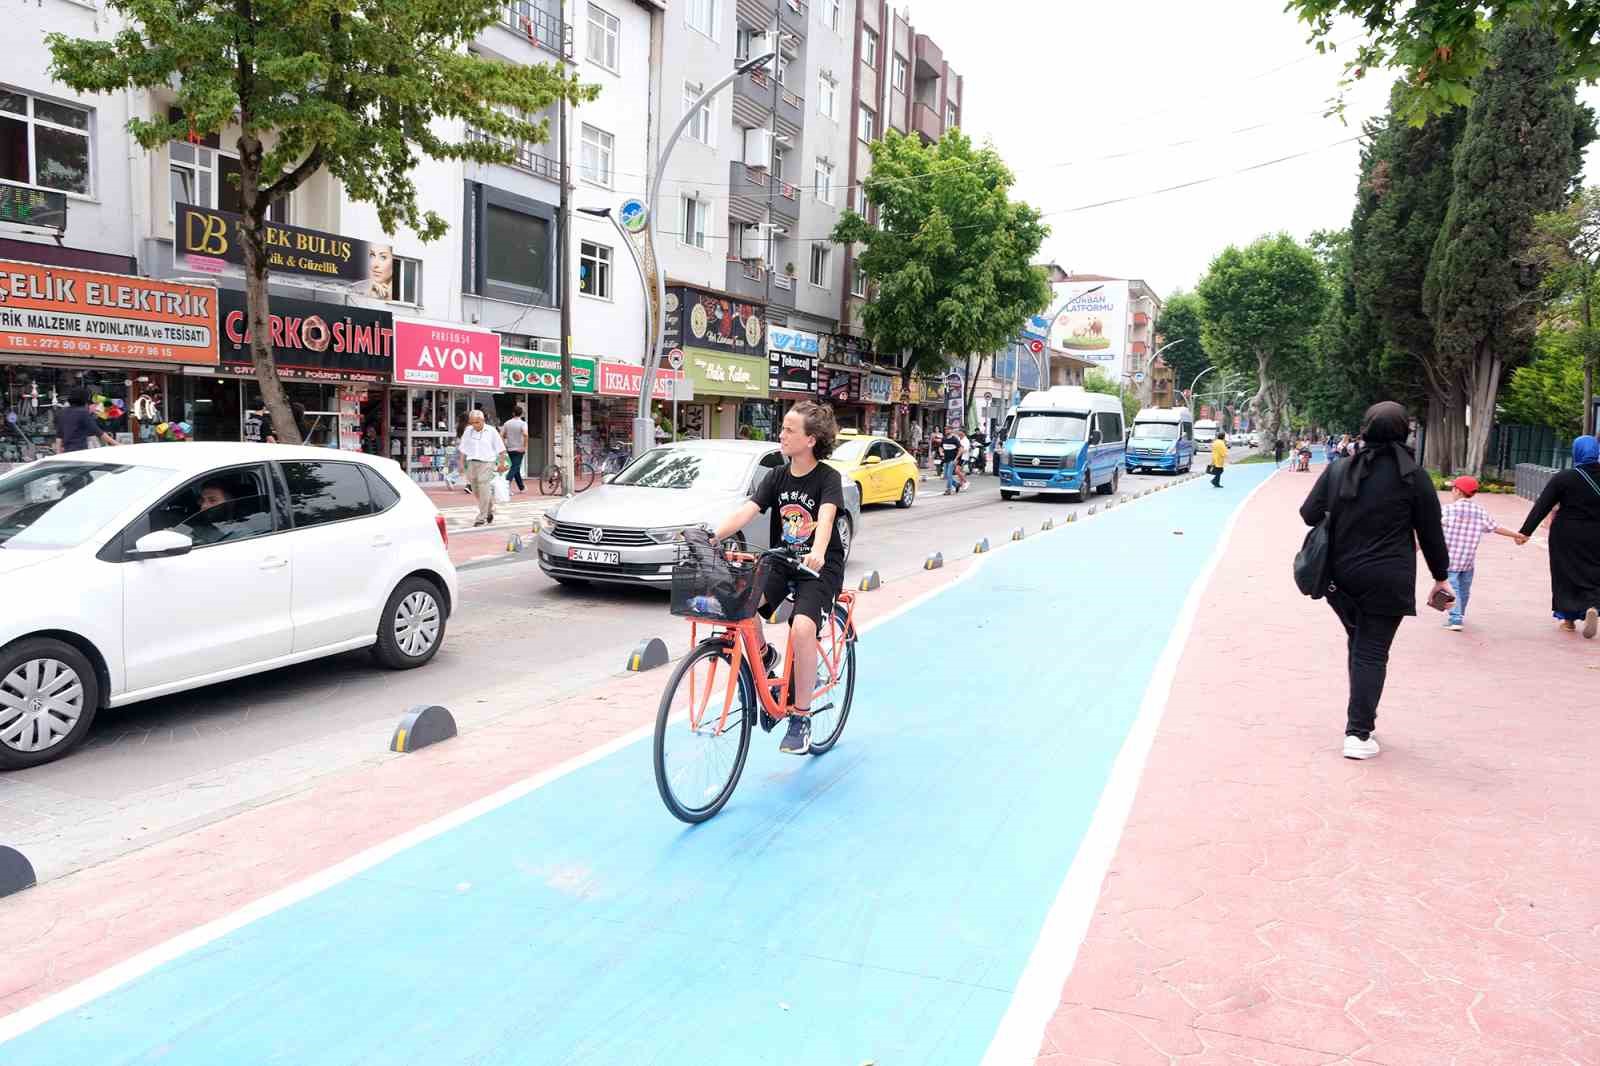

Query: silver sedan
(535, 440), (862, 588)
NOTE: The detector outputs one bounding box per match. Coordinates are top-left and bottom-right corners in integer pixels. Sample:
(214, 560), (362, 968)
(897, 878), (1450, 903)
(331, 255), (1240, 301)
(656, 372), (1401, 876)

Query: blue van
(998, 387), (1127, 502)
(1125, 406), (1195, 475)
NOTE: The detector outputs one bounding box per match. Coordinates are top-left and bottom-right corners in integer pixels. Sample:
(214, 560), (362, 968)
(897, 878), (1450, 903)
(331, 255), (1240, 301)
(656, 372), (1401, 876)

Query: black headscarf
(1340, 400), (1417, 500)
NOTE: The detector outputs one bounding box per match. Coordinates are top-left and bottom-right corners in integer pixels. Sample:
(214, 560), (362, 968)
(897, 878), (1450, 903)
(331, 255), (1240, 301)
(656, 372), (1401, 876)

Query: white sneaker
(1584, 607), (1599, 640)
(1448, 623), (1463, 632)
(1343, 735), (1381, 760)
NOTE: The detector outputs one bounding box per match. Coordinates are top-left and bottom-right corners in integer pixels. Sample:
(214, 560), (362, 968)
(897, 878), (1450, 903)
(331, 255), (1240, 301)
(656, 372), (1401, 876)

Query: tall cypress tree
(1424, 19), (1596, 474)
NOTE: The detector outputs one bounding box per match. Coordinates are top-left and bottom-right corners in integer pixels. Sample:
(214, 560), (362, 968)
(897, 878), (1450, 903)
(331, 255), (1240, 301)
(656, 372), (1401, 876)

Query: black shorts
(759, 566), (844, 629)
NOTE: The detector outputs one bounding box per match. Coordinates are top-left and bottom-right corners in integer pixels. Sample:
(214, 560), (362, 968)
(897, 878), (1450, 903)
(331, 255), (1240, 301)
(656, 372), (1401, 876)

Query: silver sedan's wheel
(394, 590), (441, 657)
(0, 658), (85, 753)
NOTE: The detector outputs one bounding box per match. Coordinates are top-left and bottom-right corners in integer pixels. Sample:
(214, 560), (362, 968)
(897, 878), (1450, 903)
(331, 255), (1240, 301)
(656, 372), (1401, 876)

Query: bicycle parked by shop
(540, 448), (597, 496)
(652, 544), (858, 823)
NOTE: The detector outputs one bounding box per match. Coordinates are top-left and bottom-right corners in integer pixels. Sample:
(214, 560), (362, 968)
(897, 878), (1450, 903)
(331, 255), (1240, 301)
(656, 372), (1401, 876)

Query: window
(946, 103), (959, 128)
(360, 467), (402, 512)
(850, 265), (868, 298)
(579, 240), (612, 298)
(0, 89), (90, 195)
(487, 205), (552, 300)
(892, 55), (908, 92)
(579, 124), (614, 186)
(393, 256), (422, 305)
(817, 74), (837, 119)
(169, 142), (288, 223)
(771, 145), (787, 180)
(136, 465), (277, 550)
(585, 3), (620, 71)
(858, 105), (876, 142)
(809, 243), (830, 287)
(823, 0), (841, 30)
(686, 0), (718, 39)
(1094, 413), (1123, 443)
(814, 159), (834, 206)
(684, 82), (713, 146)
(853, 185), (868, 216)
(682, 195), (708, 249)
(279, 461), (376, 528)
(861, 26), (879, 67)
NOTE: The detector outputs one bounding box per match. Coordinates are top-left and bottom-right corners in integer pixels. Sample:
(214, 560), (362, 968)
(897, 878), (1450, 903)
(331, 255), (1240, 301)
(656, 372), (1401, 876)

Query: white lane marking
(978, 467), (1278, 1066)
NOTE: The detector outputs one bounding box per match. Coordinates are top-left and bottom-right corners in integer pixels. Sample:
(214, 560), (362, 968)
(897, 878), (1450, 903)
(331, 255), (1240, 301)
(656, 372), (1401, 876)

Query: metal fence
(1484, 423), (1572, 479)
(1514, 464), (1559, 501)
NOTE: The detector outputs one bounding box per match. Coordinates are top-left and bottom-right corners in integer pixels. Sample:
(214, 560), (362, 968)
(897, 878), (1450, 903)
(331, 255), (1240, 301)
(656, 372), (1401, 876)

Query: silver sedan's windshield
(610, 448), (755, 492)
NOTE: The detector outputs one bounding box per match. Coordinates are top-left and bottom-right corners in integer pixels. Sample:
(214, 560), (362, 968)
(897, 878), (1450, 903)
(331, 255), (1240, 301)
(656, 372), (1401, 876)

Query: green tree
(48, 0), (590, 443)
(1351, 89), (1466, 466)
(1302, 229), (1389, 432)
(833, 129), (1051, 429)
(1195, 234), (1327, 443)
(1500, 327), (1586, 436)
(1532, 187), (1600, 435)
(1288, 0), (1600, 124)
(1424, 19), (1596, 473)
(1152, 292), (1211, 398)
(1083, 369), (1140, 425)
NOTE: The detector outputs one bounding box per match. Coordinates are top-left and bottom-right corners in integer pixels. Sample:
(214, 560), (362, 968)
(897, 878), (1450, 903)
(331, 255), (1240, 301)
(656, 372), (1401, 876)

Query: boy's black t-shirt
(940, 437), (960, 463)
(751, 460), (847, 577)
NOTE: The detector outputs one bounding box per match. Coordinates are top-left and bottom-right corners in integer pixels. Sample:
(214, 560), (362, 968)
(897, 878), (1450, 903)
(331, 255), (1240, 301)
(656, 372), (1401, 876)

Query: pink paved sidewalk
(1037, 476), (1600, 1065)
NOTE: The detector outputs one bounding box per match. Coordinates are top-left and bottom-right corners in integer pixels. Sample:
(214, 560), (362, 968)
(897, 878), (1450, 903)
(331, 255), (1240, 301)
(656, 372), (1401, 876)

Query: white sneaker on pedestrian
(1343, 735), (1381, 760)
(1584, 607), (1599, 640)
(1448, 623), (1463, 632)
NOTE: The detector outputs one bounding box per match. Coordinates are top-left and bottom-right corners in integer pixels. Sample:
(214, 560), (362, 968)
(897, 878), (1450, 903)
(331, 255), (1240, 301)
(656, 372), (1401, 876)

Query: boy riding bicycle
(707, 401), (846, 755)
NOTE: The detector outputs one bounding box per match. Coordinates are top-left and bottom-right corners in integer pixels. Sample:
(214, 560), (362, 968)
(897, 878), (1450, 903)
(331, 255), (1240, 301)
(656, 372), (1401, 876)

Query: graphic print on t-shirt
(779, 502), (816, 545)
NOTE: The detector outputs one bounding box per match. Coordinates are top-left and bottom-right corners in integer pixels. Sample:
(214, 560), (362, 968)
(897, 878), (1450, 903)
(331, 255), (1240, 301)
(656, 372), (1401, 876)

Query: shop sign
(393, 318), (500, 388)
(0, 259), (218, 364)
(598, 359), (686, 401)
(500, 348), (596, 393)
(864, 373), (896, 405)
(218, 289), (391, 380)
(769, 347), (818, 394)
(768, 325), (820, 357)
(175, 204), (395, 298)
(0, 187), (67, 232)
(619, 199), (648, 233)
(824, 332), (872, 368)
(665, 286), (764, 357)
(817, 366), (858, 404)
(684, 348), (768, 398)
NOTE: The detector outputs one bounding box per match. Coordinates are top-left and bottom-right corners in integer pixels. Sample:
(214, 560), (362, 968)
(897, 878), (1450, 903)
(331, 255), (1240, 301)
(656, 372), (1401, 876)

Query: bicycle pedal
(754, 708), (778, 733)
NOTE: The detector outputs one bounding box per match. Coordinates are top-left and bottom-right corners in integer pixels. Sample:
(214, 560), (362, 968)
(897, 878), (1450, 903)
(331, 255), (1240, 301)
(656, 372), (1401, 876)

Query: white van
(1126, 406), (1195, 475)
(1193, 419), (1220, 446)
(997, 387), (1126, 502)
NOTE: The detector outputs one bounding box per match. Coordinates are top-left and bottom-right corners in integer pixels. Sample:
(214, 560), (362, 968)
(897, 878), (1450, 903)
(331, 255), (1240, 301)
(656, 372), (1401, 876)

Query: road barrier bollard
(1011, 527), (1025, 541)
(1087, 505), (1098, 515)
(1041, 517), (1055, 531)
(0, 845), (36, 898)
(506, 532), (524, 553)
(1065, 512), (1077, 523)
(973, 538), (991, 554)
(390, 704), (458, 754)
(924, 551), (944, 570)
(858, 570), (882, 591)
(627, 637), (670, 672)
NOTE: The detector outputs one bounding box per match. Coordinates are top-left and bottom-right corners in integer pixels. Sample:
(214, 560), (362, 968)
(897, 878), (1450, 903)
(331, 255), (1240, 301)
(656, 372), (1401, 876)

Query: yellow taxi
(825, 430), (919, 508)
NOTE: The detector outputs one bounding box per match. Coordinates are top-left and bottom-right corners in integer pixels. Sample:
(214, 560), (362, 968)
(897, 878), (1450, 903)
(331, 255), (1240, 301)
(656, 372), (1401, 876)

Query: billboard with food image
(1049, 279), (1128, 379)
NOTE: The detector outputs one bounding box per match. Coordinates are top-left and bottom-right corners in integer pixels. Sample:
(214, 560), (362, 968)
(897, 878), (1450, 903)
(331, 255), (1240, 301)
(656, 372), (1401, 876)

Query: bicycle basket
(669, 540), (771, 622)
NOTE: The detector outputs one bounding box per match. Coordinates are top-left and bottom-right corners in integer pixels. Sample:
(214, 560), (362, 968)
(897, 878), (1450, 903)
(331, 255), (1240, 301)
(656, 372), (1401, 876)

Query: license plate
(567, 547), (620, 565)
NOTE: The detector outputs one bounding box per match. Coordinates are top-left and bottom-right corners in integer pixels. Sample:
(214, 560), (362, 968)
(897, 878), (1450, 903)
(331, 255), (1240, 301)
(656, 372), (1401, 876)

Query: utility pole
(558, 55), (575, 496)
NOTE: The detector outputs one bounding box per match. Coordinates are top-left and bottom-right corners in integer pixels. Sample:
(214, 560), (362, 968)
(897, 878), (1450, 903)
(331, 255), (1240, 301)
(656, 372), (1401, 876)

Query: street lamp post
(633, 48), (780, 459)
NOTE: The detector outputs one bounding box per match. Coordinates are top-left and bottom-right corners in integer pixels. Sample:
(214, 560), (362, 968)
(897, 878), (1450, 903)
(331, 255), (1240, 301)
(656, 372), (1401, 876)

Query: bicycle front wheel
(654, 641), (755, 823)
(575, 462), (596, 492)
(541, 467), (562, 496)
(807, 604), (856, 755)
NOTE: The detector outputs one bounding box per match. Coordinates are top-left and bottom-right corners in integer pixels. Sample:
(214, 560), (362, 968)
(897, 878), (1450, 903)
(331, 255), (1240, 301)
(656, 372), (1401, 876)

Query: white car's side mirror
(128, 529), (193, 560)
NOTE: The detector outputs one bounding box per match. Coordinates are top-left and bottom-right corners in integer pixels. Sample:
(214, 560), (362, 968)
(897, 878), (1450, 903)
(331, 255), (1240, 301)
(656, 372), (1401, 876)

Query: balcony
(728, 161), (768, 224)
(724, 259), (768, 302)
(734, 68), (804, 138)
(914, 33), (944, 78)
(912, 102), (943, 144)
(769, 269), (796, 309)
(501, 0), (574, 59)
(770, 176), (800, 226)
(465, 128), (562, 184)
(1131, 341), (1148, 356)
(736, 0), (807, 39)
(1133, 311), (1149, 326)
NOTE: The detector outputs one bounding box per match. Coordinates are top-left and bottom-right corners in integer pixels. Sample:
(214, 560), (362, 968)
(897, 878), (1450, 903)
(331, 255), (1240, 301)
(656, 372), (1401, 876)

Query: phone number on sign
(1, 332), (180, 360)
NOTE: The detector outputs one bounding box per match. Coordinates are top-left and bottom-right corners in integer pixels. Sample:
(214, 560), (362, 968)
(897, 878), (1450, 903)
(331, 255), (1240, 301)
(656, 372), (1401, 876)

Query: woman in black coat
(1300, 402), (1451, 761)
(1519, 435), (1600, 638)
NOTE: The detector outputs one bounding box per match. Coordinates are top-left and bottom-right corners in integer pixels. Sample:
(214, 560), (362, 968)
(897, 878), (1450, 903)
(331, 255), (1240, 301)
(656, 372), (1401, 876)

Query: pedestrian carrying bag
(1294, 475), (1341, 600)
(491, 474), (511, 505)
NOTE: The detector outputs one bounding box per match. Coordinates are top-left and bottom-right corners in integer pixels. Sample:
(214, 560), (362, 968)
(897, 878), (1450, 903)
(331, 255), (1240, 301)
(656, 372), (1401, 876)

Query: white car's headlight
(540, 511), (558, 532)
(646, 525), (691, 544)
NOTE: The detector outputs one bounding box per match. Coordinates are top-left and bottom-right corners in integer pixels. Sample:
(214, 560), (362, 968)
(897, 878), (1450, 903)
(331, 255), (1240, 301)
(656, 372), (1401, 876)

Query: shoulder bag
(1293, 468), (1341, 600)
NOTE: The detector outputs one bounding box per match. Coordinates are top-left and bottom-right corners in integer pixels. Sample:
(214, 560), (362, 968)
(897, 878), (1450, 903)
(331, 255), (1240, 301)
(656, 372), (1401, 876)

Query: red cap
(1453, 476), (1479, 497)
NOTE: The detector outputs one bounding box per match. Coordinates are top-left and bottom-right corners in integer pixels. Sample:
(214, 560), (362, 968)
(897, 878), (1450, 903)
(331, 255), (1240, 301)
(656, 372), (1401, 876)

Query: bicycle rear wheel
(806, 604), (856, 755)
(654, 641), (755, 823)
(575, 461), (596, 492)
(541, 467), (562, 496)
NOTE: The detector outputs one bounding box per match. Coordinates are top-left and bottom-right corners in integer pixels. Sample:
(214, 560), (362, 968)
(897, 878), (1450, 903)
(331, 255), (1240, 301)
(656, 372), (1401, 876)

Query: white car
(0, 443), (458, 769)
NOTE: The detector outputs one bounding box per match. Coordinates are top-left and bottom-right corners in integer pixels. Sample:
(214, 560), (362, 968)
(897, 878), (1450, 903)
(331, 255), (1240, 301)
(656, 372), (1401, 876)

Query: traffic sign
(667, 348), (684, 370)
(619, 198), (648, 233)
(1133, 371), (1145, 384)
(1028, 339), (1044, 355)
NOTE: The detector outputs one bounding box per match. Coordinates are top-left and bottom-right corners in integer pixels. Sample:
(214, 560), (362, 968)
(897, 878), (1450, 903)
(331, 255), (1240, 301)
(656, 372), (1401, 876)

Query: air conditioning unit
(749, 32), (778, 67)
(741, 224), (765, 259)
(532, 337), (561, 355)
(745, 128), (774, 168)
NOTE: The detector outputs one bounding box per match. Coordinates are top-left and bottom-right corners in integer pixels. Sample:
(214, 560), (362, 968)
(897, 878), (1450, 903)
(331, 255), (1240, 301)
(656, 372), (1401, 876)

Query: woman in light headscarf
(1519, 435), (1600, 638)
(1300, 402), (1451, 760)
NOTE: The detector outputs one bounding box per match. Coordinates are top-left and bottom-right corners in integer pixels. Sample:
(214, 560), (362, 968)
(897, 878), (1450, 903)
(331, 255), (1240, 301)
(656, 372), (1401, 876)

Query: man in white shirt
(501, 405), (529, 493)
(457, 409), (508, 526)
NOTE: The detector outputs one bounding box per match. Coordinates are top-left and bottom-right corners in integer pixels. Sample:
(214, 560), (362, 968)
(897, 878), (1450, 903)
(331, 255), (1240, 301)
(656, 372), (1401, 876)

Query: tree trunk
(1583, 289), (1596, 436)
(235, 133), (299, 445)
(961, 353), (979, 428)
(1461, 345), (1504, 476)
(1423, 394), (1446, 469)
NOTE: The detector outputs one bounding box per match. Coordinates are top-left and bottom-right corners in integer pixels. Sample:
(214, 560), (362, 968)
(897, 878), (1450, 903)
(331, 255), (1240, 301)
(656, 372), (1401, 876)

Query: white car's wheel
(0, 638), (100, 770)
(374, 577), (448, 670)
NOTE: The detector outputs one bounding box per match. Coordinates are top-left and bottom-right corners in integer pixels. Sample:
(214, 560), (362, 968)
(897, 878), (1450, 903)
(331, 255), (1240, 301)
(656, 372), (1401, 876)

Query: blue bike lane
(2, 467), (1274, 1066)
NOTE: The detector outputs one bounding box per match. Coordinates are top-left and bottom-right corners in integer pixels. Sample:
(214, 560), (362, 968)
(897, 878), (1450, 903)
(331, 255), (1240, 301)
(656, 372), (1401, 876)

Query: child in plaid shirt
(1441, 476), (1526, 630)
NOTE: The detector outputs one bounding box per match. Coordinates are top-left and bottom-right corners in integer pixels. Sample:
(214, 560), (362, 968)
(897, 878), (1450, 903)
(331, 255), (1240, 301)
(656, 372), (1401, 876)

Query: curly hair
(790, 400), (839, 460)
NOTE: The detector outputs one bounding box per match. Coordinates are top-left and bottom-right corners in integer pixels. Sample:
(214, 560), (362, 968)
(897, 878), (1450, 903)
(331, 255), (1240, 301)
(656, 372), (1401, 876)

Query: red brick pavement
(1035, 475), (1600, 1066)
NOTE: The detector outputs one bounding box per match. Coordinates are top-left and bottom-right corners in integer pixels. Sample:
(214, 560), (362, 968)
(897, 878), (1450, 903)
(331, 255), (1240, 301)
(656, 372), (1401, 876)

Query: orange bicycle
(653, 545), (858, 823)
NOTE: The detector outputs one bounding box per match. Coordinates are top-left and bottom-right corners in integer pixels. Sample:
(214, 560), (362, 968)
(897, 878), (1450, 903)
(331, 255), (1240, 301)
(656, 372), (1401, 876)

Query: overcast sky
(902, 0), (1600, 298)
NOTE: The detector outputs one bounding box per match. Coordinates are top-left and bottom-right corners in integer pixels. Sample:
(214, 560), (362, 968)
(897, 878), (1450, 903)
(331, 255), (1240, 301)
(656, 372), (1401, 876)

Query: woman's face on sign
(369, 246), (394, 285)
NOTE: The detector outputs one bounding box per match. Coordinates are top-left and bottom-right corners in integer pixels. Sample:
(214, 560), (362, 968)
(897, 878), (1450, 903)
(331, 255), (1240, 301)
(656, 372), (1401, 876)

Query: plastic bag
(491, 474), (511, 504)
